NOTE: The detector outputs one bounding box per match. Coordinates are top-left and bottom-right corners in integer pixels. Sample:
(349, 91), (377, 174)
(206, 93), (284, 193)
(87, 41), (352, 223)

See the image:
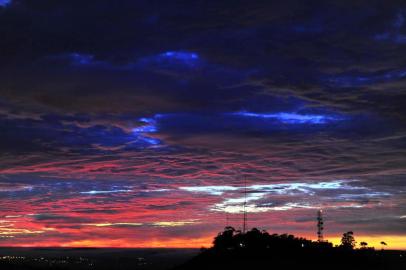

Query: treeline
(176, 227), (406, 270)
(213, 226), (333, 251)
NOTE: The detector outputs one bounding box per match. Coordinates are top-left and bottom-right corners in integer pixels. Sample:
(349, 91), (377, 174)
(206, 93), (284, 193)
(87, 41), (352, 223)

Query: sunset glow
(1, 0), (406, 252)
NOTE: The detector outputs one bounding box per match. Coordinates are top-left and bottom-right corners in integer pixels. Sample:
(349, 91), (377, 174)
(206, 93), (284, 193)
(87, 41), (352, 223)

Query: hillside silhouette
(176, 227), (406, 270)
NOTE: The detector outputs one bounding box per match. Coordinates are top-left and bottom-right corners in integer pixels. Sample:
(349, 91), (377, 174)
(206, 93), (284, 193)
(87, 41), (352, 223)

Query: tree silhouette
(212, 227), (333, 252)
(360, 241), (368, 249)
(380, 241), (387, 250)
(340, 231), (356, 249)
(213, 226), (236, 250)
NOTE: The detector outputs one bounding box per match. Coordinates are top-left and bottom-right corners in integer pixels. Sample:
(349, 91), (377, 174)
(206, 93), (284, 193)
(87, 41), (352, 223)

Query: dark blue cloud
(0, 0), (10, 7)
(325, 68), (406, 87)
(138, 51), (201, 68)
(0, 113), (162, 155)
(374, 12), (406, 44)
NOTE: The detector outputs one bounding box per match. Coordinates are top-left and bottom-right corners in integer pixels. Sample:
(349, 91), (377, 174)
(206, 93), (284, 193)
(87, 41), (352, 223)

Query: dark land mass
(176, 227), (406, 270)
(0, 228), (405, 270)
(0, 248), (199, 270)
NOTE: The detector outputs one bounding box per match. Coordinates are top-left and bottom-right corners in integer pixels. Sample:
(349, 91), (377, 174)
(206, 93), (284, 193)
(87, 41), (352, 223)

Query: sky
(0, 0), (406, 249)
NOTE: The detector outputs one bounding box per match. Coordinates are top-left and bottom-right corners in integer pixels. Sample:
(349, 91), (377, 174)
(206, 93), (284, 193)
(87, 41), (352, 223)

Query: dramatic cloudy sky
(1, 0), (406, 248)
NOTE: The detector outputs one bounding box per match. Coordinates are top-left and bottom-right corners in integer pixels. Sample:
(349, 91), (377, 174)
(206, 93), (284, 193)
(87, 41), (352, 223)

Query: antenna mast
(242, 175), (247, 234)
(317, 209), (324, 242)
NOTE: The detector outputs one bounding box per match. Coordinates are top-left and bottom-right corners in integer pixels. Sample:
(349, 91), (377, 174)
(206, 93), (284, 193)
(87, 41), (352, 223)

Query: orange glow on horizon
(1, 234), (405, 250)
(327, 235), (406, 251)
(0, 236), (215, 249)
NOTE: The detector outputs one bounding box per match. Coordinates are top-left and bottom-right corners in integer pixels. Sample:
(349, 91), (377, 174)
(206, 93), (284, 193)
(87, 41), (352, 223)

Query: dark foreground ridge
(0, 248), (199, 270)
(176, 227), (406, 270)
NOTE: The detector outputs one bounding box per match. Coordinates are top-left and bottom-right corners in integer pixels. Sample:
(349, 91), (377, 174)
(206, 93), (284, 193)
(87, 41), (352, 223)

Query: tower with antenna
(317, 209), (324, 242)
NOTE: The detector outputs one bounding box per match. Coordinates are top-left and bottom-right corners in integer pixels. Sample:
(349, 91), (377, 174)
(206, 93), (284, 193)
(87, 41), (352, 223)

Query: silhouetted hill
(176, 227), (406, 270)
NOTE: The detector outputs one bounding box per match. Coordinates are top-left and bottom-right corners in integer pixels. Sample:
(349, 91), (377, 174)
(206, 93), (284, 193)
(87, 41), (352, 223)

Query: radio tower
(317, 209), (324, 242)
(242, 175), (247, 234)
